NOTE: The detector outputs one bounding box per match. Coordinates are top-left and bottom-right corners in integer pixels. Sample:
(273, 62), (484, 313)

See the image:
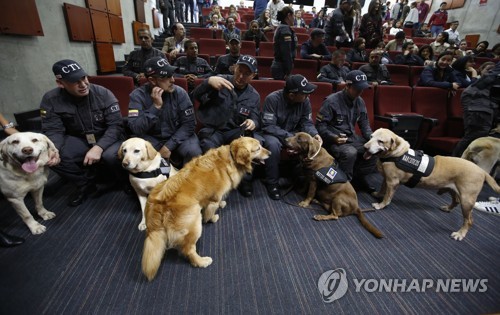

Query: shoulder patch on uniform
(128, 109), (139, 117)
(185, 108), (194, 116)
(110, 104), (120, 113)
(40, 109), (47, 118)
(263, 112), (274, 121)
(283, 36), (292, 41)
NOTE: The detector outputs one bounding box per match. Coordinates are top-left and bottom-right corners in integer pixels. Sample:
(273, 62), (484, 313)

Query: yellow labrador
(118, 138), (178, 231)
(142, 137), (270, 281)
(364, 128), (500, 241)
(0, 132), (58, 234)
(461, 136), (500, 177)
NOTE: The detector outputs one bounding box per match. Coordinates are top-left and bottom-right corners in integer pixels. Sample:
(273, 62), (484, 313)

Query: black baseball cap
(346, 70), (370, 90)
(285, 75), (317, 94)
(236, 55), (258, 73)
(144, 57), (177, 77)
(52, 59), (88, 83)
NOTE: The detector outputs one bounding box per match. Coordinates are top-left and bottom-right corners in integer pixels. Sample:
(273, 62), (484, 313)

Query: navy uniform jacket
(40, 84), (124, 150)
(123, 48), (166, 84)
(317, 63), (350, 85)
(359, 64), (392, 84)
(394, 53), (424, 66)
(273, 24), (297, 76)
(300, 40), (331, 60)
(262, 90), (318, 142)
(173, 56), (213, 77)
(418, 65), (459, 89)
(324, 8), (347, 46)
(214, 54), (240, 75)
(192, 75), (261, 130)
(127, 84), (196, 151)
(346, 48), (368, 63)
(316, 90), (372, 141)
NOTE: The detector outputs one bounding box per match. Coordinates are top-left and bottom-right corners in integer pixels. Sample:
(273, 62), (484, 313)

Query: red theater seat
(88, 76), (135, 117)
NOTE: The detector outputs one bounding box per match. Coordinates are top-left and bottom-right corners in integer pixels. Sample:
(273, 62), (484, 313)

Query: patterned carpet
(0, 173), (499, 314)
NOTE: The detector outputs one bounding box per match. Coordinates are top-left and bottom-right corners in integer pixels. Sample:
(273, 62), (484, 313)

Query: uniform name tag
(86, 134), (97, 145)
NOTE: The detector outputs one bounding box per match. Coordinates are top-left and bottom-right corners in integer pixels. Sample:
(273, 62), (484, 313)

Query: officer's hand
(169, 49), (179, 59)
(185, 74), (196, 83)
(208, 76), (234, 90)
(311, 54), (321, 59)
(452, 82), (460, 90)
(151, 86), (165, 109)
(84, 145), (103, 166)
(240, 119), (256, 131)
(159, 145), (171, 159)
(47, 149), (60, 167)
(313, 134), (323, 146)
(333, 134), (348, 145)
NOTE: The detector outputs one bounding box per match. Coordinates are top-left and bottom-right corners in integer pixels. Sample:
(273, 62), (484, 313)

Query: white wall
(0, 0), (498, 122)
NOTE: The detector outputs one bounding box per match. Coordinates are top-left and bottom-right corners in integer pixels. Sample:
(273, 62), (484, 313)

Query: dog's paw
(219, 201), (226, 209)
(372, 202), (384, 210)
(193, 256), (213, 268)
(439, 205), (452, 213)
(210, 214), (219, 223)
(138, 221), (147, 231)
(451, 231), (465, 241)
(29, 222), (47, 235)
(313, 214), (338, 221)
(298, 200), (310, 208)
(39, 210), (56, 221)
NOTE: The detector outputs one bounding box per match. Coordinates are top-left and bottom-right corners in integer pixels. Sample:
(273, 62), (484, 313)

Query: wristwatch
(2, 122), (14, 130)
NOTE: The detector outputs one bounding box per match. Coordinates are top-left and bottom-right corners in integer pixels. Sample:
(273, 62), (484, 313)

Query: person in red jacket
(428, 2), (448, 38)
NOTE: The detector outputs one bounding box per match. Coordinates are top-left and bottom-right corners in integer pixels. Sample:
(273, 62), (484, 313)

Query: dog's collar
(303, 145), (322, 161)
(129, 158), (171, 179)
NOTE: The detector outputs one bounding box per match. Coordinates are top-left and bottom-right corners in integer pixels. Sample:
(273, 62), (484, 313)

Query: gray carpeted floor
(0, 173), (499, 314)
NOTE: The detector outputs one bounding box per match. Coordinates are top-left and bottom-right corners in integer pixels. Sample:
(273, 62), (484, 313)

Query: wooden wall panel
(63, 4), (94, 42)
(135, 0), (146, 23)
(94, 42), (116, 73)
(86, 0), (108, 13)
(106, 0), (122, 16)
(0, 0), (43, 36)
(90, 9), (112, 42)
(109, 15), (125, 43)
(152, 8), (160, 29)
(132, 21), (149, 45)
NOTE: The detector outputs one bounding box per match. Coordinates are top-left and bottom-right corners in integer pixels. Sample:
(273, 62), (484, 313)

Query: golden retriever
(0, 132), (58, 234)
(141, 137), (270, 281)
(118, 138), (178, 231)
(285, 132), (383, 238)
(461, 136), (500, 177)
(364, 128), (500, 240)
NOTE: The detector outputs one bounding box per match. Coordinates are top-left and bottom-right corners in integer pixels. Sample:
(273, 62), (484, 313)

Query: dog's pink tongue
(22, 160), (38, 173)
(363, 151), (372, 160)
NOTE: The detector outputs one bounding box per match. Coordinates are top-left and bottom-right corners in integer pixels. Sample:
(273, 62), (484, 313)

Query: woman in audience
(258, 9), (274, 33)
(309, 8), (327, 29)
(243, 20), (268, 51)
(271, 6), (296, 80)
(359, 0), (383, 49)
(418, 51), (460, 90)
(451, 55), (478, 88)
(418, 44), (435, 66)
(208, 5), (224, 22)
(429, 31), (450, 57)
(346, 37), (369, 63)
(456, 39), (472, 58)
(206, 13), (225, 29)
(225, 5), (241, 22)
(293, 10), (307, 28)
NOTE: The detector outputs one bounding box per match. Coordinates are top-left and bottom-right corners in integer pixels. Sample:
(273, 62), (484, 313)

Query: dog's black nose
(22, 147), (33, 155)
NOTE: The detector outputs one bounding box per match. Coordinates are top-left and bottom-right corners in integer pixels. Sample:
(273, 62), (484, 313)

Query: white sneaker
(474, 199), (500, 216)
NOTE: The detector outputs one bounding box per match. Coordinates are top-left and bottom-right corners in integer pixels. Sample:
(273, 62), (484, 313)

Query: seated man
(123, 29), (166, 86)
(262, 75), (322, 200)
(394, 41), (424, 66)
(316, 70), (376, 192)
(127, 57), (202, 167)
(222, 17), (241, 45)
(317, 50), (350, 88)
(162, 23), (189, 61)
(359, 49), (393, 85)
(300, 28), (331, 60)
(192, 55), (262, 197)
(173, 40), (213, 91)
(214, 34), (241, 75)
(41, 59), (126, 206)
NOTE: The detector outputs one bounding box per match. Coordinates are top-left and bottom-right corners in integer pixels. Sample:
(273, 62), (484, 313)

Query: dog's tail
(142, 230), (167, 281)
(355, 209), (384, 239)
(484, 172), (500, 194)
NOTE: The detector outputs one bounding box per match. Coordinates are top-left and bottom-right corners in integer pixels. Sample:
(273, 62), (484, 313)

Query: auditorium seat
(250, 80), (286, 108)
(296, 33), (310, 45)
(88, 76), (135, 117)
(386, 64), (410, 86)
(235, 22), (247, 31)
(255, 56), (274, 79)
(291, 59), (320, 82)
(189, 27), (214, 40)
(174, 77), (188, 92)
(240, 40), (257, 55)
(308, 82), (333, 122)
(258, 42), (274, 57)
(198, 38), (226, 55)
(410, 66), (425, 87)
(241, 14), (255, 26)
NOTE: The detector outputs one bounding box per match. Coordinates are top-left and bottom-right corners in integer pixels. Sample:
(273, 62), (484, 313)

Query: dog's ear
(307, 135), (321, 159)
(145, 141), (157, 160)
(41, 134), (58, 154)
(117, 142), (124, 160)
(0, 138), (7, 162)
(232, 143), (252, 172)
(389, 137), (398, 151)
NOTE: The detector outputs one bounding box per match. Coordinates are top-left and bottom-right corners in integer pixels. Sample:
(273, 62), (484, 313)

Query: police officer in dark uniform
(324, 0), (353, 47)
(262, 75), (322, 200)
(173, 40), (213, 92)
(214, 34), (241, 75)
(192, 55), (262, 197)
(128, 57), (202, 166)
(317, 49), (350, 87)
(157, 0), (176, 30)
(300, 28), (331, 60)
(316, 70), (376, 193)
(123, 29), (166, 86)
(41, 60), (125, 206)
(453, 62), (500, 157)
(271, 6), (297, 80)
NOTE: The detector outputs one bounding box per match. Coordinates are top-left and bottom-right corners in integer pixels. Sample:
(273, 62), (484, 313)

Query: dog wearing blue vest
(119, 138), (178, 231)
(285, 132), (383, 239)
(364, 128), (500, 241)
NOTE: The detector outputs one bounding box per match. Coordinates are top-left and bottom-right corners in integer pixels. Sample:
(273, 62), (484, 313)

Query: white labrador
(118, 138), (178, 231)
(0, 132), (59, 234)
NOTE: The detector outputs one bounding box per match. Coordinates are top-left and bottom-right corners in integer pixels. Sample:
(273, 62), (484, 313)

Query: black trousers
(453, 111), (494, 157)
